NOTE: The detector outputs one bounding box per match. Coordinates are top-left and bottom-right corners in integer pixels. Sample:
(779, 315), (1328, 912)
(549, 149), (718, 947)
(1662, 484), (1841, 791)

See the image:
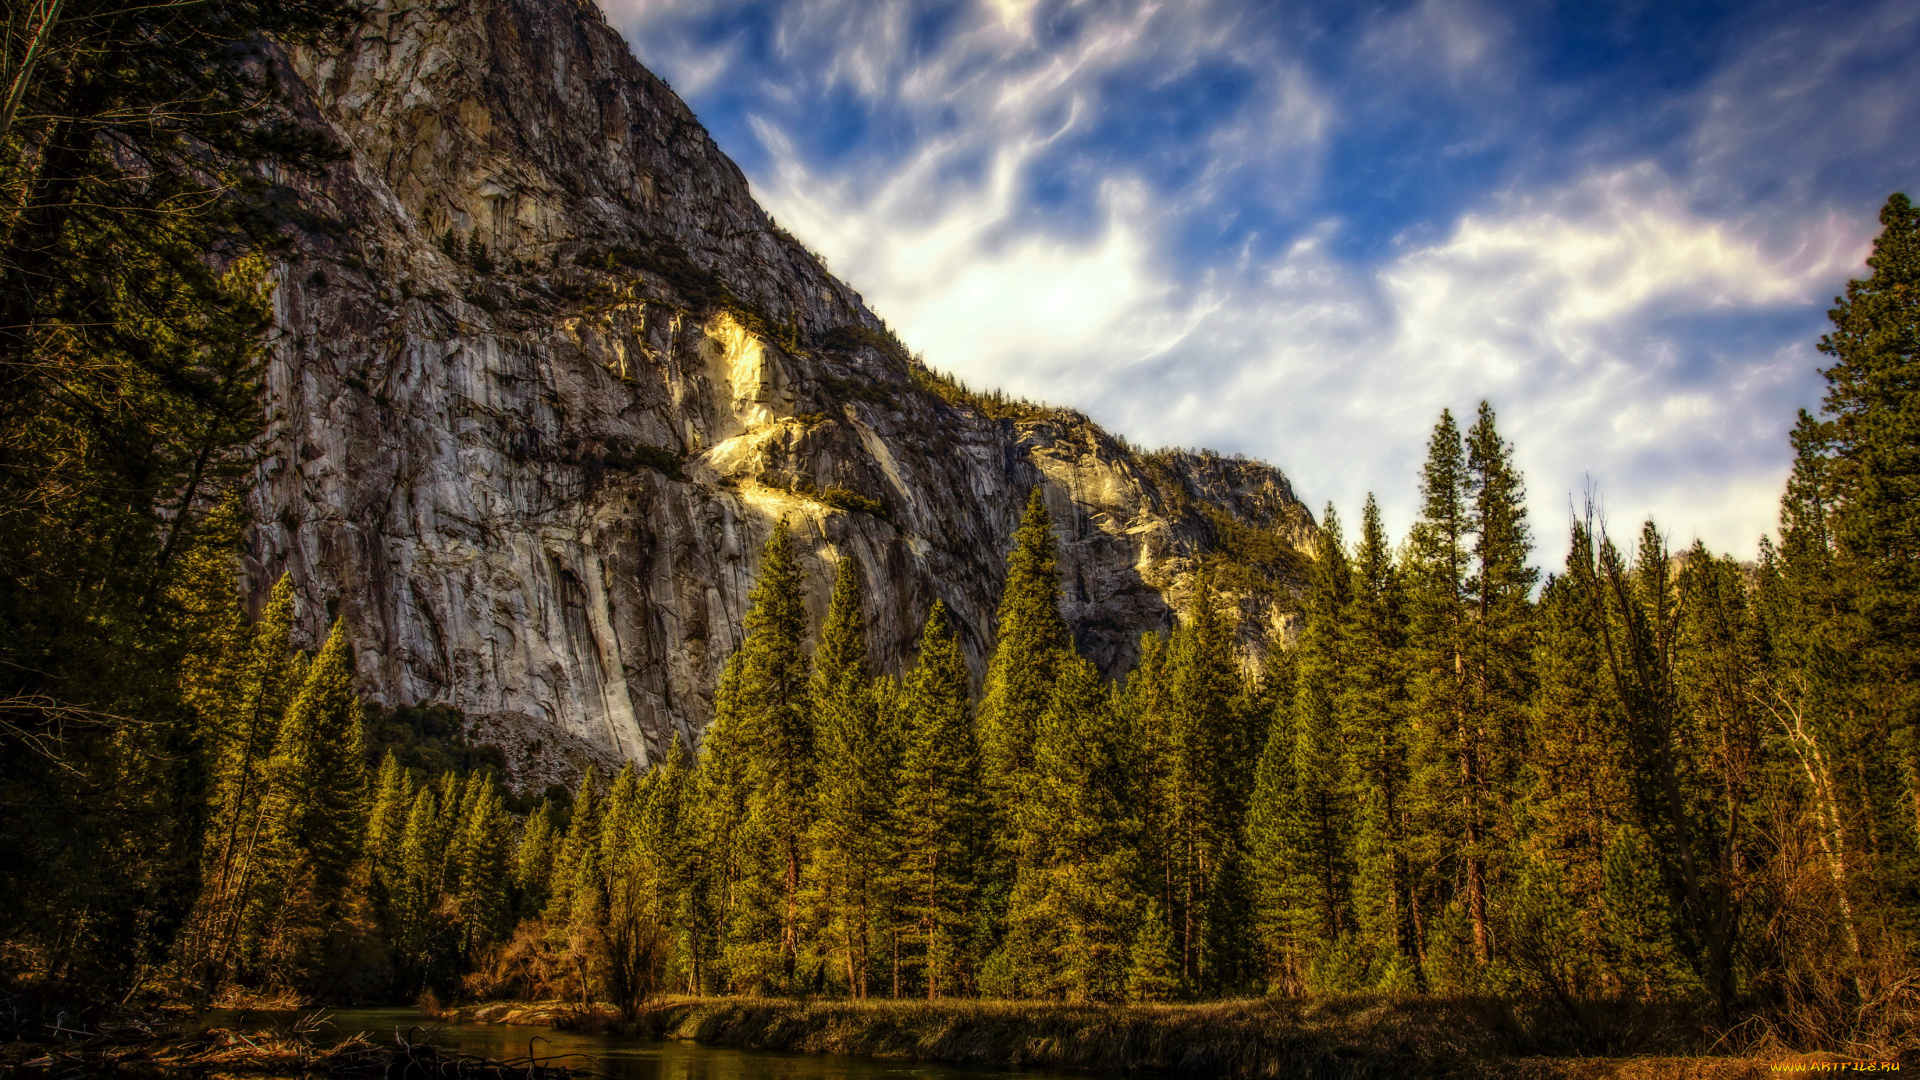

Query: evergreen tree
(1406, 409), (1479, 975)
(1125, 899), (1181, 1004)
(515, 798), (563, 917)
(1125, 629), (1177, 953)
(641, 735), (697, 995)
(245, 620), (367, 982)
(1817, 194), (1920, 813)
(890, 602), (984, 998)
(364, 752), (417, 968)
(1501, 851), (1590, 1009)
(180, 574), (306, 989)
(807, 559), (896, 997)
(1245, 666), (1297, 991)
(1581, 522), (1745, 1003)
(1286, 506), (1356, 982)
(547, 767), (605, 931)
(0, 0), (357, 994)
(1462, 401), (1537, 945)
(1519, 529), (1632, 984)
(459, 778), (513, 955)
(730, 519), (816, 987)
(1341, 495), (1417, 985)
(1600, 824), (1694, 998)
(978, 487), (1072, 879)
(601, 762), (670, 1016)
(1783, 193), (1920, 957)
(1405, 404), (1534, 976)
(393, 783), (449, 993)
(1005, 656), (1139, 1001)
(1160, 568), (1245, 992)
(696, 652), (781, 993)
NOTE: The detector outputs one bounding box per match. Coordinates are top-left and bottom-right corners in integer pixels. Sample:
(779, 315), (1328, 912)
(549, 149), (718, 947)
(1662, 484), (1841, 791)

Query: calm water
(201, 1007), (1104, 1080)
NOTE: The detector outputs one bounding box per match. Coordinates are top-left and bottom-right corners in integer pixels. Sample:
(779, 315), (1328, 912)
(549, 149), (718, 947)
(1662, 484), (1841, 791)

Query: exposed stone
(252, 0), (1317, 785)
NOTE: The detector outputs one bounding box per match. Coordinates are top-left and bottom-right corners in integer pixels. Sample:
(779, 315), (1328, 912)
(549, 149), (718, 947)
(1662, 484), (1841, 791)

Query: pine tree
(1462, 401), (1537, 947)
(979, 487), (1073, 880)
(393, 783), (449, 993)
(890, 602), (984, 998)
(807, 559), (895, 997)
(1818, 193), (1920, 759)
(1125, 899), (1181, 1004)
(1005, 656), (1139, 1001)
(1125, 630), (1177, 956)
(729, 519), (816, 988)
(365, 753), (417, 960)
(601, 762), (669, 1016)
(1518, 529), (1632, 982)
(1502, 851), (1591, 1009)
(1245, 663), (1297, 991)
(1160, 568), (1245, 992)
(547, 767), (605, 930)
(696, 652), (779, 993)
(1797, 193), (1920, 952)
(1600, 824), (1694, 998)
(181, 574), (306, 989)
(1287, 505), (1355, 981)
(456, 776), (513, 957)
(1341, 494), (1417, 984)
(1584, 522), (1743, 1003)
(515, 798), (563, 917)
(250, 620), (368, 979)
(1406, 405), (1535, 976)
(641, 735), (696, 995)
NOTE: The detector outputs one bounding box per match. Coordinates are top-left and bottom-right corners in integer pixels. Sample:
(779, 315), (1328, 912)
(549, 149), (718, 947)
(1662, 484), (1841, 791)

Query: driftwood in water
(5, 1018), (587, 1078)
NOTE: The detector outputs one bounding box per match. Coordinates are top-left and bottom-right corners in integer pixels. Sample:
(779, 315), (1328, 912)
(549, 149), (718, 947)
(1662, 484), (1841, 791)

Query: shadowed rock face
(253, 0), (1316, 788)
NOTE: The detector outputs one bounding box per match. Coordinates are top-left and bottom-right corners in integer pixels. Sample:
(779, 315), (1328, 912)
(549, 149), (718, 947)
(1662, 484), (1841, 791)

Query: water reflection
(202, 1007), (1093, 1080)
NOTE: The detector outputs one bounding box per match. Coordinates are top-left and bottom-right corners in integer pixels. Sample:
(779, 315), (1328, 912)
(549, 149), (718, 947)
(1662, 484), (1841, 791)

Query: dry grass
(438, 994), (1916, 1079)
(0, 1019), (588, 1078)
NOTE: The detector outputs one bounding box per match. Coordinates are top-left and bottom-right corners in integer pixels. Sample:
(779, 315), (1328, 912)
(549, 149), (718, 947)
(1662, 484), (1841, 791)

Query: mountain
(259, 0), (1317, 787)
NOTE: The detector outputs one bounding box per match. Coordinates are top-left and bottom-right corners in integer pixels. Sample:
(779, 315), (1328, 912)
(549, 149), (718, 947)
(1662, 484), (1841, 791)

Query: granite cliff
(255, 0), (1318, 786)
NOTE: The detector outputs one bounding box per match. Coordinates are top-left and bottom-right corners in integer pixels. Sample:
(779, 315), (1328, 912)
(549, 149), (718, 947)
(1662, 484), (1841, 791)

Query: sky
(603, 0), (1920, 561)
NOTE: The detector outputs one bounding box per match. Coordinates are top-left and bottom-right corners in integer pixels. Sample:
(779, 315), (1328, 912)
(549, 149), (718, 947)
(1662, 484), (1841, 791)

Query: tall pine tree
(890, 602), (984, 998)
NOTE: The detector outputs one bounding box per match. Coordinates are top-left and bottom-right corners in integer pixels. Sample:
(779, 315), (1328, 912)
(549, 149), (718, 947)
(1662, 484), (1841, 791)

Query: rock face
(256, 0), (1316, 787)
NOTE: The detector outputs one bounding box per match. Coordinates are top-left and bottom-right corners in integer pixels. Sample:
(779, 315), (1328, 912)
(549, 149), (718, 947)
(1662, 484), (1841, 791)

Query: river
(202, 1007), (1101, 1080)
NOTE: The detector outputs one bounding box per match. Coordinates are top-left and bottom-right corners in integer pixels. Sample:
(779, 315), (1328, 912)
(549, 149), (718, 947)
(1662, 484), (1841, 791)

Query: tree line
(472, 196), (1917, 1023)
(0, 0), (1913, 1029)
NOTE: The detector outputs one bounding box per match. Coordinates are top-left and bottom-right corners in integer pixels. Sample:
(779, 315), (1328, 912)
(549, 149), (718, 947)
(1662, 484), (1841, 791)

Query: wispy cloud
(603, 0), (1920, 559)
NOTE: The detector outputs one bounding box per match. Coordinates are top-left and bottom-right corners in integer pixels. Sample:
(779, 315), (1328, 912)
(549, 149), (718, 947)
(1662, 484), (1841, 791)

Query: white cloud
(599, 0), (1897, 564)
(775, 152), (1870, 559)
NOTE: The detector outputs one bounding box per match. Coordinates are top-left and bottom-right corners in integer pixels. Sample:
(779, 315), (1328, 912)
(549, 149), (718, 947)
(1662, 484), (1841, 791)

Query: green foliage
(816, 484), (889, 517)
(1341, 495), (1417, 982)
(1135, 567), (1250, 997)
(363, 702), (508, 780)
(979, 489), (1073, 877)
(0, 22), (1912, 1032)
(574, 239), (726, 307)
(0, 0), (357, 998)
(1004, 656), (1140, 1002)
(891, 602), (986, 998)
(1126, 900), (1181, 1004)
(910, 362), (1061, 421)
(1600, 825), (1695, 999)
(806, 560), (898, 998)
(820, 323), (912, 366)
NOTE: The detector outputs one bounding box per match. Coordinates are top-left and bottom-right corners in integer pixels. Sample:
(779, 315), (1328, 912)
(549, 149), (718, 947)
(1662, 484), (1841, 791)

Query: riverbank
(429, 996), (1910, 1079)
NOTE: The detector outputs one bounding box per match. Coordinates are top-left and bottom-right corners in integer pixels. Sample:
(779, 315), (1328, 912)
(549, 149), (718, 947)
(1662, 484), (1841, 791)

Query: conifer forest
(2, 0), (1919, 1065)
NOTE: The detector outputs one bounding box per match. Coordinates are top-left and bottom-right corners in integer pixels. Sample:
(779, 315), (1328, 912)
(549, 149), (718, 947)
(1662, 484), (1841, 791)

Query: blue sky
(605, 0), (1920, 558)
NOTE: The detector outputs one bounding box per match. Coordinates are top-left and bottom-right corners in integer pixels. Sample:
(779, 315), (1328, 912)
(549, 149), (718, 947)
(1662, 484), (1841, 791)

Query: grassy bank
(431, 995), (1912, 1079)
